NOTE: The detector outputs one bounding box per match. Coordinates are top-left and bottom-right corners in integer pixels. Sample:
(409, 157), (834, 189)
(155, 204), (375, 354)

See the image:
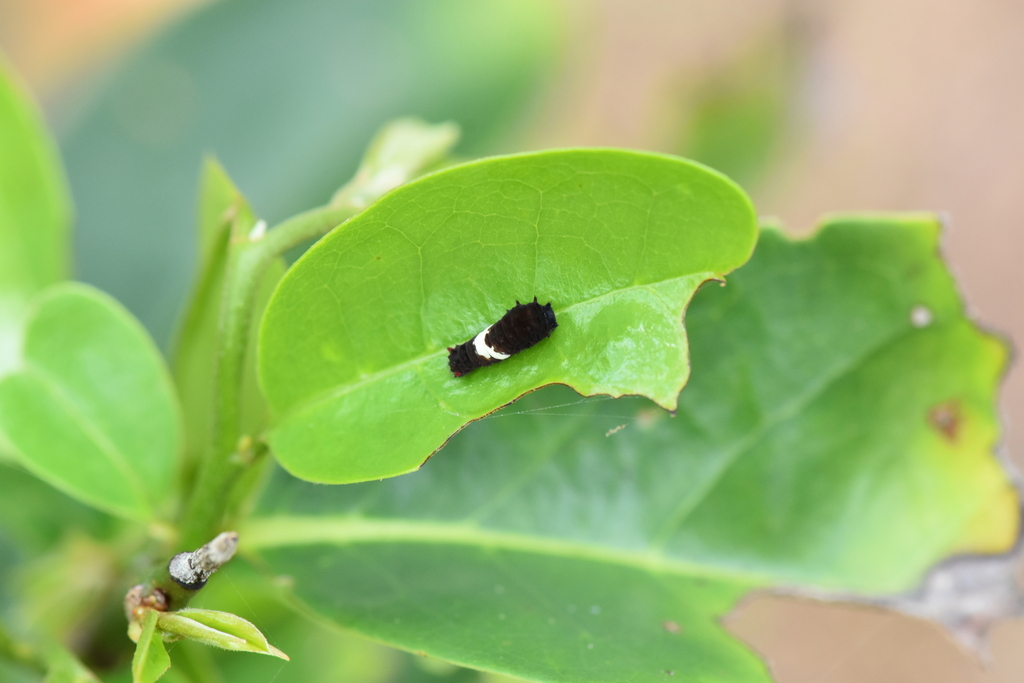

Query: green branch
(178, 205), (357, 548)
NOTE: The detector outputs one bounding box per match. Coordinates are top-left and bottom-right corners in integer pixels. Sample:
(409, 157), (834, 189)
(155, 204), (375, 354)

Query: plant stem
(179, 205), (357, 548)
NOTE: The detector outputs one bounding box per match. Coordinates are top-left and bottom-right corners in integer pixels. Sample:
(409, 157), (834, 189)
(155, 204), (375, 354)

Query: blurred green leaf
(132, 610), (170, 683)
(15, 533), (120, 643)
(0, 60), (70, 378)
(42, 643), (100, 683)
(247, 215), (1013, 681)
(157, 609), (287, 660)
(331, 118), (461, 211)
(0, 464), (114, 553)
(0, 630), (99, 683)
(0, 532), (19, 612)
(171, 159), (281, 478)
(258, 149), (757, 484)
(195, 158), (240, 265)
(0, 464), (117, 618)
(675, 33), (797, 188)
(60, 0), (563, 347)
(0, 620), (45, 681)
(0, 661), (38, 683)
(0, 284), (182, 520)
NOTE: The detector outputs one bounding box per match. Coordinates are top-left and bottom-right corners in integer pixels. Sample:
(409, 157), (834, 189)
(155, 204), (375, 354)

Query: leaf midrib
(21, 363), (151, 516)
(242, 515), (771, 587)
(649, 313), (944, 548)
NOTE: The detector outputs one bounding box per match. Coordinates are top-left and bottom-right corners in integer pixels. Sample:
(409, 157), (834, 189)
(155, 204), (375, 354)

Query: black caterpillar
(448, 297), (557, 377)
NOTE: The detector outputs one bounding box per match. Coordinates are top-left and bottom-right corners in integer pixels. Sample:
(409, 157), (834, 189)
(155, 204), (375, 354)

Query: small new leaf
(156, 609), (288, 660)
(330, 118), (460, 210)
(132, 610), (170, 683)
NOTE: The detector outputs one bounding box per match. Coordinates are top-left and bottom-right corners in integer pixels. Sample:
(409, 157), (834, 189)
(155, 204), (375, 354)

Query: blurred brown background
(2, 0), (1022, 681)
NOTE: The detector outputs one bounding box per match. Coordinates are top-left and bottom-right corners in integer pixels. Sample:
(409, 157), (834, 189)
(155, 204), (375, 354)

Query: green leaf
(247, 215), (1014, 682)
(172, 159), (281, 476)
(133, 610), (170, 683)
(0, 462), (118, 620)
(259, 149), (757, 483)
(0, 464), (114, 553)
(42, 644), (100, 683)
(184, 560), (422, 683)
(60, 0), (563, 346)
(157, 609), (288, 660)
(674, 32), (796, 188)
(17, 533), (120, 642)
(0, 624), (99, 683)
(0, 283), (182, 520)
(0, 60), (71, 378)
(0, 620), (43, 679)
(195, 157), (240, 264)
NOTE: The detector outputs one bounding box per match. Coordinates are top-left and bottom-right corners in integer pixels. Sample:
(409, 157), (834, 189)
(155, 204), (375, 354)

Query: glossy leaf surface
(249, 216), (1014, 682)
(0, 61), (70, 377)
(0, 284), (181, 520)
(259, 149), (757, 483)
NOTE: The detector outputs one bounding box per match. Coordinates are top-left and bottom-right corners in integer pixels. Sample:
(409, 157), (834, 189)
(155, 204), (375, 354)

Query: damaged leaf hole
(929, 400), (963, 442)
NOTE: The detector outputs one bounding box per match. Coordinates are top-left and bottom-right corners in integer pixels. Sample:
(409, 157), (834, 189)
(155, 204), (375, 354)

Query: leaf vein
(647, 316), (927, 549)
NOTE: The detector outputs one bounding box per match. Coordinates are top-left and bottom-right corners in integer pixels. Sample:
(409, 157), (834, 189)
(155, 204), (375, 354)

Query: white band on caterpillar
(473, 327), (510, 360)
